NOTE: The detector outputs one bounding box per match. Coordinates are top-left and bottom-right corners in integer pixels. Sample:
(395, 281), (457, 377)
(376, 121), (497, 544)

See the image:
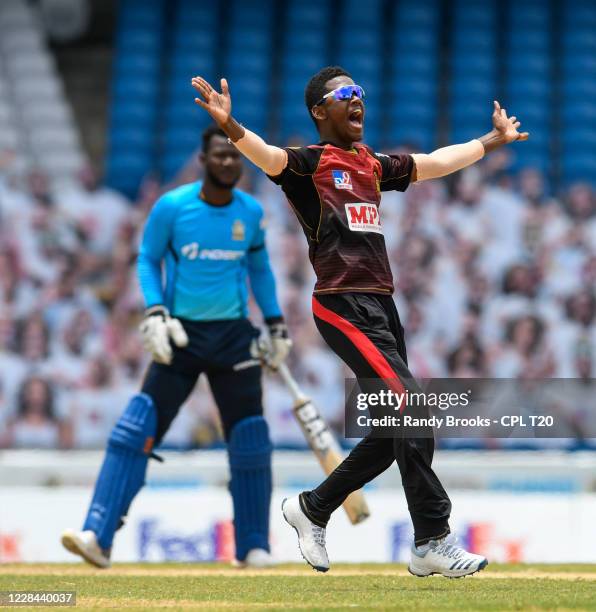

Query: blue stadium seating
(106, 0), (165, 197)
(561, 0), (596, 184)
(562, 77), (596, 98)
(278, 0), (330, 143)
(104, 0), (596, 194)
(336, 0), (384, 147)
(219, 0), (274, 142)
(115, 29), (162, 54)
(105, 151), (154, 196)
(158, 0), (220, 181)
(502, 0), (553, 172)
(387, 0), (439, 150)
(448, 0), (498, 147)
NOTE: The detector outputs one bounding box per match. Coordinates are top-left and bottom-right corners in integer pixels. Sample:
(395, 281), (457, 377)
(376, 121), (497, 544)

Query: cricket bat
(276, 362), (370, 525)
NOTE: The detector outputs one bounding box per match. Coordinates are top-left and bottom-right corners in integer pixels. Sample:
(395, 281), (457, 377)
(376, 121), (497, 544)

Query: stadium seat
(219, 0), (273, 145)
(110, 103), (157, 127)
(109, 128), (155, 150)
(562, 77), (596, 98)
(113, 79), (160, 101)
(561, 54), (596, 76)
(155, 1), (222, 179)
(388, 0), (439, 149)
(95, 0), (596, 190)
(393, 30), (437, 52)
(447, 0), (498, 143)
(0, 0), (86, 182)
(115, 29), (162, 54)
(106, 0), (165, 194)
(560, 153), (596, 186)
(171, 31), (216, 55)
(561, 3), (596, 188)
(161, 152), (195, 179)
(396, 0), (438, 28)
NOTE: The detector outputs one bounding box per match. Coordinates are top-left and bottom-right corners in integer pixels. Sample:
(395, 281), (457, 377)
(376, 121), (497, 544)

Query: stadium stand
(388, 0), (440, 151)
(448, 0), (498, 144)
(223, 0), (275, 136)
(337, 0), (384, 148)
(105, 0), (164, 197)
(160, 0), (219, 180)
(279, 0), (330, 143)
(0, 0), (595, 451)
(560, 0), (596, 185)
(100, 0), (596, 192)
(0, 0), (85, 186)
(503, 0), (552, 173)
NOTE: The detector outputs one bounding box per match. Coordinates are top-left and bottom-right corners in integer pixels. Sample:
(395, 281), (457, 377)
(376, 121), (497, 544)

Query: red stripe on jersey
(312, 296), (406, 397)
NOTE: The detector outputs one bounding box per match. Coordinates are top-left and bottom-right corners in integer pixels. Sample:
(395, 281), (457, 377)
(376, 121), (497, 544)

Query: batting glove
(139, 305), (189, 365)
(265, 318), (292, 369)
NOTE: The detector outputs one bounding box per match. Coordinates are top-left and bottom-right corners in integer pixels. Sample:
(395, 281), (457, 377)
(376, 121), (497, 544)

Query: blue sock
(228, 416), (272, 561)
(83, 394), (156, 550)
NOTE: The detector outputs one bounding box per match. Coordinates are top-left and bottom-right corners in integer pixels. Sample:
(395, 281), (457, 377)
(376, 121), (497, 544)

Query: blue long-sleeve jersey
(137, 181), (282, 321)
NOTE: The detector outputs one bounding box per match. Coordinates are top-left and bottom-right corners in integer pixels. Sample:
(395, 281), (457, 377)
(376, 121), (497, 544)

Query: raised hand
(491, 100), (529, 143)
(192, 76), (231, 125)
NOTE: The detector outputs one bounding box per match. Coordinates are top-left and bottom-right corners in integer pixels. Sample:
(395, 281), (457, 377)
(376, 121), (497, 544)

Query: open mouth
(348, 107), (363, 130)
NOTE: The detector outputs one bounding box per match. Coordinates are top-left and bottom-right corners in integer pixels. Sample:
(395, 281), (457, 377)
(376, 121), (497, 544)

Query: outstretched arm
(192, 76), (288, 176)
(411, 101), (529, 182)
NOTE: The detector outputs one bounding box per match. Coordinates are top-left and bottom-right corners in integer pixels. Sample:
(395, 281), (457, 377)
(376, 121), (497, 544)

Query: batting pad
(228, 416), (273, 561)
(83, 393), (156, 550)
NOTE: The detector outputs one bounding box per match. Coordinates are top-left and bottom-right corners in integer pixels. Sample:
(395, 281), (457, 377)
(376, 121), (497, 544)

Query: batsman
(61, 125), (291, 568)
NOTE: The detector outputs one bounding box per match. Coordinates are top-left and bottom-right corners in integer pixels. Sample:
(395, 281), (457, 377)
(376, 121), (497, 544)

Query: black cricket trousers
(141, 318), (263, 445)
(302, 293), (451, 544)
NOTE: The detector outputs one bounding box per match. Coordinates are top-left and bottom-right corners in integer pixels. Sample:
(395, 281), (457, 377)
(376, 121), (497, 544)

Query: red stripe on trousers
(312, 296), (406, 397)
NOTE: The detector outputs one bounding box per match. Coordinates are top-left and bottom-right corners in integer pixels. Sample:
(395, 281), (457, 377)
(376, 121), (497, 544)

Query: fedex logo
(138, 517), (234, 562)
(345, 203), (382, 233)
(390, 520), (526, 563)
(332, 170), (353, 190)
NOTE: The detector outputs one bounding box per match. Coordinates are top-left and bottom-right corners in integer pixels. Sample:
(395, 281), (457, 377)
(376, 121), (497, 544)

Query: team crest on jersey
(345, 203), (382, 233)
(232, 219), (245, 241)
(332, 170), (353, 190)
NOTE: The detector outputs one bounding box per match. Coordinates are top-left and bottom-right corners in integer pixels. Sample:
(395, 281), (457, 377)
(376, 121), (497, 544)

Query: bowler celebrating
(61, 125), (290, 568)
(192, 66), (528, 578)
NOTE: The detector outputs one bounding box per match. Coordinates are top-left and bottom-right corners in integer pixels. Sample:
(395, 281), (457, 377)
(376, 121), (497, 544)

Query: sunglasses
(314, 84), (366, 107)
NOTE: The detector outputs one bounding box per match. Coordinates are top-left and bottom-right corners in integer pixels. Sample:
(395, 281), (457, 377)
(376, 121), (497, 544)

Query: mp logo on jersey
(345, 203), (382, 233)
(332, 170), (353, 190)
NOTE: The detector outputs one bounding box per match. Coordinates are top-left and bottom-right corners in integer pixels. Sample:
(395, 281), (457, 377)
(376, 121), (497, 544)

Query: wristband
(144, 305), (168, 318)
(220, 116), (245, 143)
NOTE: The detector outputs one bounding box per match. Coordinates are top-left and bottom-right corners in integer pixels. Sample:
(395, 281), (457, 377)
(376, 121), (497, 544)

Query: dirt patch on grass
(2, 563), (595, 581)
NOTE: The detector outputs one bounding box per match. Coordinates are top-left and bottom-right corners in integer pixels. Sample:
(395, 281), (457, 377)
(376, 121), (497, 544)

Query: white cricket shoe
(408, 535), (487, 578)
(281, 496), (329, 572)
(234, 548), (276, 568)
(61, 529), (111, 569)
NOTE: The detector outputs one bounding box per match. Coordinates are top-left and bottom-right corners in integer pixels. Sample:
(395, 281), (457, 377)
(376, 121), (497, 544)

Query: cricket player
(61, 125), (291, 568)
(192, 66), (528, 577)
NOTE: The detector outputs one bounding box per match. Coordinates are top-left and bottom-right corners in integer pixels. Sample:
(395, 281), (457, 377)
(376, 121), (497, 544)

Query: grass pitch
(2, 563), (595, 611)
